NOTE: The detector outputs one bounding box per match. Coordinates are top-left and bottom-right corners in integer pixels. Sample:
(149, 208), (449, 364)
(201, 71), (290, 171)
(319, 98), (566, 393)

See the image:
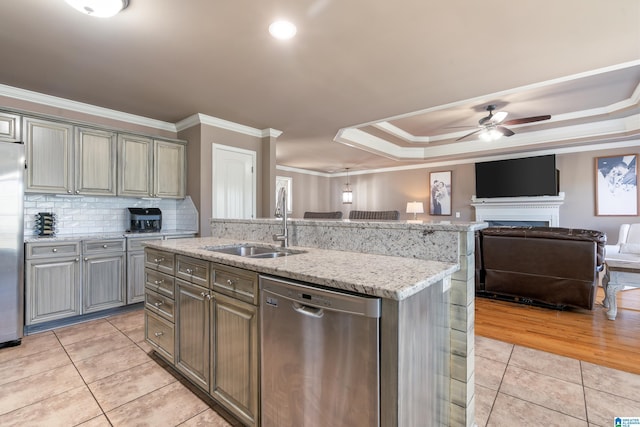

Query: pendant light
(342, 168), (353, 204)
(65, 0), (129, 18)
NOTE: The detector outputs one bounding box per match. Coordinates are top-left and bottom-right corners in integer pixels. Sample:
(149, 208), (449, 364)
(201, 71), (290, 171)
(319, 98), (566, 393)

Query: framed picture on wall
(275, 176), (293, 213)
(429, 170), (452, 216)
(595, 154), (638, 216)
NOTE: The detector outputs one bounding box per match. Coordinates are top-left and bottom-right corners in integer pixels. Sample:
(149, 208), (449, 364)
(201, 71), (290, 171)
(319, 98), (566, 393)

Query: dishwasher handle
(292, 301), (324, 318)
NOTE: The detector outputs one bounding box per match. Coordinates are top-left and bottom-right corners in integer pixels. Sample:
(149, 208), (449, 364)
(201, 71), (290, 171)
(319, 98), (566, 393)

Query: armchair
(605, 223), (640, 263)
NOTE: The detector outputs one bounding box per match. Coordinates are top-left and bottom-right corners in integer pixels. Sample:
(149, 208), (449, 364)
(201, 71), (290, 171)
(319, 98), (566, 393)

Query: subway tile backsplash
(24, 195), (198, 237)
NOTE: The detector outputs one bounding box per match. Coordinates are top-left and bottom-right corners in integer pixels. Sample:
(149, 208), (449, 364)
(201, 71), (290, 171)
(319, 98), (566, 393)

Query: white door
(212, 144), (256, 219)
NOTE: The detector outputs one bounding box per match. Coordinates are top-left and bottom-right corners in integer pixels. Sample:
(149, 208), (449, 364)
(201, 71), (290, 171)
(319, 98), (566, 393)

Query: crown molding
(0, 84), (177, 132)
(175, 113), (282, 138)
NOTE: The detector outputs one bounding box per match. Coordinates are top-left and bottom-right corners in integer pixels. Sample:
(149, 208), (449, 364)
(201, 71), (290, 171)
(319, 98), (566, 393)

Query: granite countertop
(24, 230), (198, 243)
(144, 237), (459, 301)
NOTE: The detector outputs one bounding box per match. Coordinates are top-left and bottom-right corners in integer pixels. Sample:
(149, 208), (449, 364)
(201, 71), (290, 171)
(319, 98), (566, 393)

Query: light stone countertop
(144, 236), (459, 301)
(24, 230), (198, 243)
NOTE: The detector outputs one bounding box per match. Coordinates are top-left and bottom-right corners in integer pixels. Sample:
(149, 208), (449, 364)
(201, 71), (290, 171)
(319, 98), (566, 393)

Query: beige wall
(285, 144), (640, 240)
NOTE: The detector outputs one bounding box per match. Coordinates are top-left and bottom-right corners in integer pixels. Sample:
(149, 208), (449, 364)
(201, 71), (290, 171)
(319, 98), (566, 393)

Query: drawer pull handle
(154, 258), (164, 263)
(154, 279), (164, 285)
(226, 279), (234, 286)
(154, 301), (163, 307)
(200, 291), (206, 297)
(154, 332), (164, 337)
(206, 294), (212, 300)
(185, 268), (193, 274)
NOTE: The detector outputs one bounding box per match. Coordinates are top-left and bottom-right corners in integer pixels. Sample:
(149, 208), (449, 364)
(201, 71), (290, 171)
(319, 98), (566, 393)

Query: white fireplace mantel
(471, 192), (565, 227)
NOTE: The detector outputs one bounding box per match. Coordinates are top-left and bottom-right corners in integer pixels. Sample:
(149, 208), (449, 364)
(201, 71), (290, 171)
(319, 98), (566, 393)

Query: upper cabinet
(0, 112), (21, 142)
(118, 134), (186, 199)
(24, 117), (117, 196)
(75, 127), (117, 196)
(24, 117), (74, 194)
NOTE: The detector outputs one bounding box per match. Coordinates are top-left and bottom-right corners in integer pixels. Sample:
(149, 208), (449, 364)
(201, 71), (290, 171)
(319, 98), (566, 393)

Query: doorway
(212, 144), (256, 219)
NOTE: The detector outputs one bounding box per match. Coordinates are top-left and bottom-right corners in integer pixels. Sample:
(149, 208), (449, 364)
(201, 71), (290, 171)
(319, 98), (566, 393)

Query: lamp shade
(406, 202), (424, 214)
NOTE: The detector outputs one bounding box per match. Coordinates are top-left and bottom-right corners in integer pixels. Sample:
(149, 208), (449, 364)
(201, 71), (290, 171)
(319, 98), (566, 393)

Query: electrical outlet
(455, 212), (460, 218)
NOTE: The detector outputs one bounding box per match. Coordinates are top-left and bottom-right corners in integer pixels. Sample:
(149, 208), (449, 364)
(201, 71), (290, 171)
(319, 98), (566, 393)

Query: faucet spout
(273, 187), (288, 247)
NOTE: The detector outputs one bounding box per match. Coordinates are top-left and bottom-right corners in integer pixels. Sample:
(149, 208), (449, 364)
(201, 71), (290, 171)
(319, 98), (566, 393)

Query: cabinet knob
(154, 332), (163, 337)
(154, 279), (164, 285)
(84, 257), (88, 261)
(200, 291), (206, 297)
(75, 190), (80, 194)
(103, 244), (108, 248)
(226, 279), (234, 286)
(75, 258), (79, 262)
(206, 294), (212, 300)
(52, 248), (57, 253)
(185, 268), (193, 274)
(67, 189), (72, 194)
(154, 301), (163, 307)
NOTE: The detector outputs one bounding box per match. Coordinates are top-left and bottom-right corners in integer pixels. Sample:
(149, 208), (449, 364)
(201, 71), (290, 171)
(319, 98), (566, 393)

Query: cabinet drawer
(145, 249), (175, 274)
(145, 310), (174, 363)
(212, 264), (259, 305)
(127, 236), (163, 252)
(26, 241), (80, 259)
(83, 238), (125, 254)
(176, 255), (210, 288)
(145, 268), (175, 299)
(145, 288), (174, 322)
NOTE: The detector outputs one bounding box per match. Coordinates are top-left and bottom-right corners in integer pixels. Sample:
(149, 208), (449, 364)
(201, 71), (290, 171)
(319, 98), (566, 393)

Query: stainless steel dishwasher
(260, 275), (381, 427)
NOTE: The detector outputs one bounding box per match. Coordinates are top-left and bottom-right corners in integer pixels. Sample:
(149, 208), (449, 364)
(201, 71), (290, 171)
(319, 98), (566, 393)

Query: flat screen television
(475, 154), (559, 198)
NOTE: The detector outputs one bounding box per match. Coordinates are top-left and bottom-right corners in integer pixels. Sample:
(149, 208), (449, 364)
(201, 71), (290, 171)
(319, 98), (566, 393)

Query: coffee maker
(127, 208), (162, 233)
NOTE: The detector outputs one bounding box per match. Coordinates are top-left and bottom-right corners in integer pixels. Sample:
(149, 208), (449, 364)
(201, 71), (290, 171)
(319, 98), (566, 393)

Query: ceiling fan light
(65, 0), (128, 18)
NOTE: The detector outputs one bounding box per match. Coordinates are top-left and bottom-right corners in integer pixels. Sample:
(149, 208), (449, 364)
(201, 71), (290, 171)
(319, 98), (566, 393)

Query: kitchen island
(144, 218), (483, 426)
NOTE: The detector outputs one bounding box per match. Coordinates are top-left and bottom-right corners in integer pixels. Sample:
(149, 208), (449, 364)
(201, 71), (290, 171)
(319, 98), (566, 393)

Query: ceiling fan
(456, 105), (551, 142)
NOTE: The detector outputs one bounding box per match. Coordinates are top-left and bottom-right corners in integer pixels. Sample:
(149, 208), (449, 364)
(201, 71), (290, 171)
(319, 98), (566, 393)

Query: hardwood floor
(475, 286), (640, 375)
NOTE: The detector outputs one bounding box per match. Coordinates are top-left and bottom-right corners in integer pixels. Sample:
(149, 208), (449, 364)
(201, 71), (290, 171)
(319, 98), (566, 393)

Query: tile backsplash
(24, 195), (198, 237)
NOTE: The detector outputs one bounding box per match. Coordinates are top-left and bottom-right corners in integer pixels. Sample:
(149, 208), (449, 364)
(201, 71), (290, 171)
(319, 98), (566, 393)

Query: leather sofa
(475, 226), (606, 310)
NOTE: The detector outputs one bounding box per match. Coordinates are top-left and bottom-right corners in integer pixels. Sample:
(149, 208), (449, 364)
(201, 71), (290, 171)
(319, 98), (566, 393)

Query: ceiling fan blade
(493, 111), (508, 123)
(456, 128), (483, 141)
(496, 126), (515, 137)
(502, 115), (551, 126)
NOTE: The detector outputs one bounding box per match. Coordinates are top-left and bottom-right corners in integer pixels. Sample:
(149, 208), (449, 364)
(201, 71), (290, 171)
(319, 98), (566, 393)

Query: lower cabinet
(175, 279), (211, 390)
(25, 253), (81, 325)
(145, 250), (259, 427)
(82, 239), (126, 313)
(211, 292), (259, 425)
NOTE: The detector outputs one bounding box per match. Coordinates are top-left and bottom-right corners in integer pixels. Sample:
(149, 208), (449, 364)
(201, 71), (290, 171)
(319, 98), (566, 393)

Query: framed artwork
(275, 176), (293, 213)
(429, 170), (452, 216)
(595, 154), (638, 216)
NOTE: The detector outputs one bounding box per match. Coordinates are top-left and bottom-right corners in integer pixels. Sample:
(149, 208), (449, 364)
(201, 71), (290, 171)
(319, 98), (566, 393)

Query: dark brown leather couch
(475, 226), (606, 310)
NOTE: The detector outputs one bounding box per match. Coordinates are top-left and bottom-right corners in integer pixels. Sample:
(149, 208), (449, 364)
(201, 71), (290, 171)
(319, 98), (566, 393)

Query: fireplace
(471, 192), (565, 227)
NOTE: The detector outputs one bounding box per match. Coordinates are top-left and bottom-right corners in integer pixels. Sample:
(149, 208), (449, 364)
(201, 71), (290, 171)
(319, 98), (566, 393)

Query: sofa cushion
(619, 242), (640, 254)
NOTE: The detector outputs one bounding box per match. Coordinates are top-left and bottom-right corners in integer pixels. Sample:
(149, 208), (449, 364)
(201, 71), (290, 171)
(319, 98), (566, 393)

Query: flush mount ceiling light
(269, 20), (297, 40)
(65, 0), (129, 18)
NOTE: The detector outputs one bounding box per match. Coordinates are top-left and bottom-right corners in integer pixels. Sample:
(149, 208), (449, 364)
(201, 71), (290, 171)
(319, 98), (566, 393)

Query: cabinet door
(25, 257), (81, 325)
(24, 117), (74, 194)
(176, 279), (210, 390)
(211, 293), (259, 426)
(75, 127), (117, 196)
(0, 112), (20, 142)
(154, 140), (186, 199)
(83, 253), (126, 313)
(127, 251), (146, 304)
(117, 134), (152, 197)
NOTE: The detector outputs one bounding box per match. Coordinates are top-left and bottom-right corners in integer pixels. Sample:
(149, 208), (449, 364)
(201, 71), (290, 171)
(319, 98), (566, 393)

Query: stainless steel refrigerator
(0, 140), (24, 347)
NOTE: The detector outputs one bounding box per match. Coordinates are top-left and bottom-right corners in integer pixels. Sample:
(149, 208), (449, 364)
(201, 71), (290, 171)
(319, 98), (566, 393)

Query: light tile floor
(0, 308), (638, 426)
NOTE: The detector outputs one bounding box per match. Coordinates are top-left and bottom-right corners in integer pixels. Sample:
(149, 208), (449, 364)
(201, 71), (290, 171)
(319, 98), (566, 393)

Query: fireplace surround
(471, 192), (565, 227)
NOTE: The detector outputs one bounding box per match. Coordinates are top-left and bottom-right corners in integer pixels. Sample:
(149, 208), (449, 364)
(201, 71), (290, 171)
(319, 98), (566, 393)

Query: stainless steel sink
(203, 244), (304, 258)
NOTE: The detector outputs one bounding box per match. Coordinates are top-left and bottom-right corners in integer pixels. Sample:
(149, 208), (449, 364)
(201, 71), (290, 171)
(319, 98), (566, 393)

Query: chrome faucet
(273, 186), (288, 247)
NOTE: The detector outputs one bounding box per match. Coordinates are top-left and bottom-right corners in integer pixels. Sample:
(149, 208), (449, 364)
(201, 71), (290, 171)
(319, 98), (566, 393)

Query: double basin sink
(203, 243), (305, 259)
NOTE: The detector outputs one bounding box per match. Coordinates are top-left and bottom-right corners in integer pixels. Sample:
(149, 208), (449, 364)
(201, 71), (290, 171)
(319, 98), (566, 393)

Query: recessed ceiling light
(65, 0), (129, 18)
(269, 20), (297, 40)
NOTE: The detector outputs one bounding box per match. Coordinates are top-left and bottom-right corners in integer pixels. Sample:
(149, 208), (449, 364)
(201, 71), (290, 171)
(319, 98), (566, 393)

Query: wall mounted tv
(475, 154), (559, 198)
